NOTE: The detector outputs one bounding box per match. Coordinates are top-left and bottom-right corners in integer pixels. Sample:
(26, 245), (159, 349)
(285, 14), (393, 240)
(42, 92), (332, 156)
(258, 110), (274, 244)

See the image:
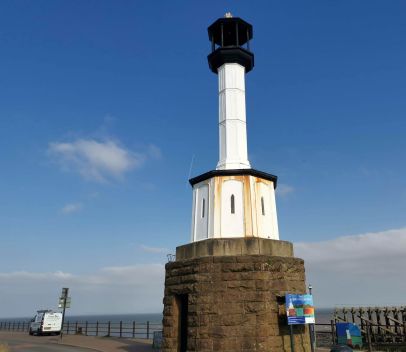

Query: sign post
(59, 288), (71, 340)
(289, 324), (295, 352)
(308, 285), (316, 352)
(286, 293), (315, 352)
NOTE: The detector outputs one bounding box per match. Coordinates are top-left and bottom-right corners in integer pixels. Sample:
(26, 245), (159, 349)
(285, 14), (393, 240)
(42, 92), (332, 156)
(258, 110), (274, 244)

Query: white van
(29, 310), (63, 336)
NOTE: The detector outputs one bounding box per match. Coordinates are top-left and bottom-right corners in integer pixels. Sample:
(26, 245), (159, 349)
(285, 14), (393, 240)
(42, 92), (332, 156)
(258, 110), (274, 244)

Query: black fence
(3, 317), (405, 350)
(0, 320), (162, 339)
(315, 321), (406, 351)
(315, 322), (335, 347)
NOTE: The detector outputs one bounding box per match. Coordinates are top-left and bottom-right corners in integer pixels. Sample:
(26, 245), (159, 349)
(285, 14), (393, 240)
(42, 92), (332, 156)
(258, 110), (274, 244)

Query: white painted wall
(193, 184), (209, 241)
(269, 184), (279, 239)
(190, 176), (279, 241)
(217, 63), (251, 170)
(256, 182), (280, 240)
(220, 180), (244, 237)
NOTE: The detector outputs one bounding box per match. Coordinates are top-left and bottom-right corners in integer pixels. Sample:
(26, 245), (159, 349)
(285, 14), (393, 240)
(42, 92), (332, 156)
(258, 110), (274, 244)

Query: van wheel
(29, 329), (33, 336)
(37, 329), (41, 336)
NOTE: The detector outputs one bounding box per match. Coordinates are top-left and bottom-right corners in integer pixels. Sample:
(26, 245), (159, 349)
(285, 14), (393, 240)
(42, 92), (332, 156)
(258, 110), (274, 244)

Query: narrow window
(261, 196), (265, 215)
(201, 198), (205, 218)
(231, 194), (235, 214)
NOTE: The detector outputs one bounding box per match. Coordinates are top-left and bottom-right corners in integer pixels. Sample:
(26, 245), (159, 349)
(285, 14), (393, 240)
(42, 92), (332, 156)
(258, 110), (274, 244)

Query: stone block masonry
(162, 250), (311, 352)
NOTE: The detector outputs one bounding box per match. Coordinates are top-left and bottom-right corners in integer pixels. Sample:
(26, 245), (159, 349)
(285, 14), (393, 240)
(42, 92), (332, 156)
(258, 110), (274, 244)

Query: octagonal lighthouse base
(189, 169), (279, 242)
(162, 238), (311, 352)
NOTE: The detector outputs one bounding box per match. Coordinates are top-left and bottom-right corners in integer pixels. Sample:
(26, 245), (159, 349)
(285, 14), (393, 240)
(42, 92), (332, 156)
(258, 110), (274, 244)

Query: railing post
(22, 322), (25, 331)
(12, 322), (15, 331)
(366, 321), (372, 352)
(403, 320), (406, 343)
(67, 321), (70, 335)
(85, 321), (88, 336)
(147, 321), (150, 339)
(75, 321), (78, 334)
(132, 321), (135, 338)
(330, 320), (336, 345)
(107, 321), (111, 337)
(119, 321), (122, 338)
(96, 321), (99, 336)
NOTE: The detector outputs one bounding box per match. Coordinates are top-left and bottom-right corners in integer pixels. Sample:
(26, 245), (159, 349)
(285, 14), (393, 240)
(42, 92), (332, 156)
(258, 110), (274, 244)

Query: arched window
(231, 194), (235, 214)
(261, 196), (265, 215)
(202, 198), (205, 218)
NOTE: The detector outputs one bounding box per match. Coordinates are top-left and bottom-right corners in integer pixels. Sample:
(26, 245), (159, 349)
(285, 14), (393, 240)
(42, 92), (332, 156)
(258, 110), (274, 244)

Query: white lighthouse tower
(190, 14), (279, 242)
(163, 16), (310, 352)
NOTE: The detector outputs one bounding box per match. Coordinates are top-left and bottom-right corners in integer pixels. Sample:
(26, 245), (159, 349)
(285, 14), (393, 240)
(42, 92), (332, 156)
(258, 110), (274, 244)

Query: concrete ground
(0, 331), (153, 352)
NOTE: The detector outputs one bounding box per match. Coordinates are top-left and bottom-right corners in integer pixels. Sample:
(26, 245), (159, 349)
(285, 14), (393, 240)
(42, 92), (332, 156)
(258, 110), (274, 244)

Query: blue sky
(0, 1), (405, 316)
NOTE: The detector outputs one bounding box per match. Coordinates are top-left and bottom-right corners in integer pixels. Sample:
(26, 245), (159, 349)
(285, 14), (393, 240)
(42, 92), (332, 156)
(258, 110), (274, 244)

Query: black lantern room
(207, 15), (254, 74)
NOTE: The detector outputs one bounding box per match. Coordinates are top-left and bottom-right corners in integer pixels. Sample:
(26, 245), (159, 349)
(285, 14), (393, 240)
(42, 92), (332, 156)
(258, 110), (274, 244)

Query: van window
(35, 314), (43, 322)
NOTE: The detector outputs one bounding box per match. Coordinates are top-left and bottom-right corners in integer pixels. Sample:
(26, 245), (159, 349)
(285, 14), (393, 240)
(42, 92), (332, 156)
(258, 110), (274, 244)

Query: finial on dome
(224, 12), (233, 18)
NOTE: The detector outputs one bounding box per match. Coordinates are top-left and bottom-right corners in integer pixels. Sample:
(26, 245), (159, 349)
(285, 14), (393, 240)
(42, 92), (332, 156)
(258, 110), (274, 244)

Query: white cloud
(140, 245), (169, 254)
(48, 139), (158, 182)
(147, 144), (162, 159)
(0, 270), (74, 283)
(61, 202), (83, 214)
(295, 228), (406, 307)
(0, 264), (165, 317)
(276, 183), (294, 197)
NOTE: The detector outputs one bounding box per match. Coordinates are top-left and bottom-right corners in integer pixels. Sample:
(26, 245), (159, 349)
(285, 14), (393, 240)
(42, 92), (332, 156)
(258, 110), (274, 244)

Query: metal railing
(315, 320), (406, 350)
(0, 320), (162, 339)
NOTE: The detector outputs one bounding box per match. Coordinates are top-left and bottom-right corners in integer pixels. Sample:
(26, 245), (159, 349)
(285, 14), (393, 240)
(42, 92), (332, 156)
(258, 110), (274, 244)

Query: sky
(0, 0), (405, 317)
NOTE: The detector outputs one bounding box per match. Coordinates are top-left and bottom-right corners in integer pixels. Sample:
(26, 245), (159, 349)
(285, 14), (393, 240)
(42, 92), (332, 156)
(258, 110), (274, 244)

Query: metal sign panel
(58, 296), (71, 308)
(286, 293), (315, 325)
(61, 288), (69, 298)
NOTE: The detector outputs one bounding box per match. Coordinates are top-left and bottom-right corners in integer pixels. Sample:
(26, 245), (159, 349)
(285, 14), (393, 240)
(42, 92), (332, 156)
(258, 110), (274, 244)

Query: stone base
(162, 239), (310, 352)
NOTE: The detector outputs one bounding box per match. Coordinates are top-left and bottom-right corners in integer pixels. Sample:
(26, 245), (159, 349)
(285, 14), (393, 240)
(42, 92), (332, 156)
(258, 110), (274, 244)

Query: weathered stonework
(162, 240), (310, 352)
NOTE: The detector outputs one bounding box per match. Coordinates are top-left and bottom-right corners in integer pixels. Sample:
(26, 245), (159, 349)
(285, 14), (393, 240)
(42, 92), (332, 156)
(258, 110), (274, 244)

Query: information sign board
(286, 293), (315, 325)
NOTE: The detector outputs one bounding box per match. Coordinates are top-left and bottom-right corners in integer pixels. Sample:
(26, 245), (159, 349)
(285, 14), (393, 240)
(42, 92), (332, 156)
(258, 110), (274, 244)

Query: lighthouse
(190, 14), (279, 243)
(162, 14), (311, 352)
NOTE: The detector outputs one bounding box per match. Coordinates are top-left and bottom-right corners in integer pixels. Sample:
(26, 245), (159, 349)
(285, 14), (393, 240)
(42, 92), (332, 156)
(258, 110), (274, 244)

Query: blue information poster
(286, 294), (315, 325)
